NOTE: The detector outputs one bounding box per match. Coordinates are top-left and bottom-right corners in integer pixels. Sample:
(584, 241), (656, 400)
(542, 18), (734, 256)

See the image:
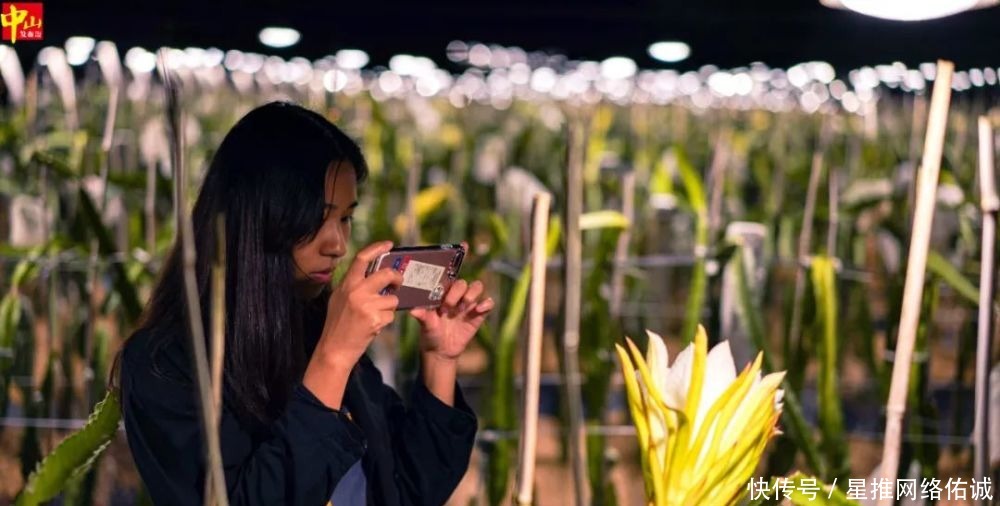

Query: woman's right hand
(304, 241), (402, 408)
(319, 240), (403, 367)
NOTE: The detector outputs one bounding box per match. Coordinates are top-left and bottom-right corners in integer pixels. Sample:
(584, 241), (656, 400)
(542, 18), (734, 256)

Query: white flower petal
(663, 342), (693, 409)
(694, 340), (737, 434)
(645, 330), (670, 396)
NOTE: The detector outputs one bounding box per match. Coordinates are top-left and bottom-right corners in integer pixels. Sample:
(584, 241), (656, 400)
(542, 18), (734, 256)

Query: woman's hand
(409, 244), (495, 362)
(318, 241), (403, 366)
(305, 241), (402, 408)
(409, 281), (494, 360)
(409, 244), (493, 406)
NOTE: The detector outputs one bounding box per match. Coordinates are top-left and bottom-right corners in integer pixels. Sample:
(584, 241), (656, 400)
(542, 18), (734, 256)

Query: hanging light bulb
(648, 41), (691, 63)
(258, 27), (300, 48)
(820, 0), (998, 20)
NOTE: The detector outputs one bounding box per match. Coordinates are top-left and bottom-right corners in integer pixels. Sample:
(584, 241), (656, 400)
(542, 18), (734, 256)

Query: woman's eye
(341, 215), (354, 224)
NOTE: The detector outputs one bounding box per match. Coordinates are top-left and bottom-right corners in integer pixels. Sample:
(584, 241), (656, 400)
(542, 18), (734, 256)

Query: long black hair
(118, 101), (368, 423)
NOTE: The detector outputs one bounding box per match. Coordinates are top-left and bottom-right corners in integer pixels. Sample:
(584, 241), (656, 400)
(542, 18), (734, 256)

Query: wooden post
(146, 158), (157, 255)
(974, 116), (998, 503)
(707, 129), (731, 244)
(610, 171), (636, 318)
(404, 135), (422, 245)
(84, 79), (120, 409)
(788, 118), (831, 367)
(160, 51), (230, 506)
(211, 216), (227, 420)
(563, 119), (591, 506)
(826, 162), (839, 256)
(205, 216), (228, 505)
(877, 60), (954, 505)
(515, 193), (551, 506)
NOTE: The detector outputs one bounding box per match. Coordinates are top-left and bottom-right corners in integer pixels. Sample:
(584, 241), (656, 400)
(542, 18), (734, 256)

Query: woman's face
(291, 162), (358, 299)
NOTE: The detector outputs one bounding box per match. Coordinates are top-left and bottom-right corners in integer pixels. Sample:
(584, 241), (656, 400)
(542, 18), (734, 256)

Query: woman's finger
(344, 241), (394, 287)
(368, 314), (386, 334)
(373, 294), (400, 311)
(360, 267), (404, 293)
(459, 280), (485, 310)
(473, 297), (495, 314)
(442, 279), (467, 310)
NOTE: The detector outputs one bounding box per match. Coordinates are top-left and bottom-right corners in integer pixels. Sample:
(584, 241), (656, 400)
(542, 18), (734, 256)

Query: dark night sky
(14, 0), (1000, 73)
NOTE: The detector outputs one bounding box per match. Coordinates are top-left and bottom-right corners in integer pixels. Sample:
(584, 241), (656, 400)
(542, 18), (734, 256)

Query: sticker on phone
(400, 260), (445, 292)
(429, 284), (445, 301)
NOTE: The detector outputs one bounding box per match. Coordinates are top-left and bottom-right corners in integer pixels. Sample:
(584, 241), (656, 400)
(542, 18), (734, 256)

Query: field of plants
(0, 42), (997, 505)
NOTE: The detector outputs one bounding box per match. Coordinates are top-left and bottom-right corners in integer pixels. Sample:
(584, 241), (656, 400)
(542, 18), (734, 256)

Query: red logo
(1, 3), (43, 44)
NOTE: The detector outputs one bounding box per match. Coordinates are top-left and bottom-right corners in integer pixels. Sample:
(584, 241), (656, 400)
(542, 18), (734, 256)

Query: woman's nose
(320, 224), (347, 258)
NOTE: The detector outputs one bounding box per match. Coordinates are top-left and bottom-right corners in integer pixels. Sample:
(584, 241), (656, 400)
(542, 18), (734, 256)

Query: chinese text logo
(1, 3), (43, 44)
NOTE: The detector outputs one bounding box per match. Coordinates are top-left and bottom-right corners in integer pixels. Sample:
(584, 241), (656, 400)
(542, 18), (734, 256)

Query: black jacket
(120, 328), (477, 506)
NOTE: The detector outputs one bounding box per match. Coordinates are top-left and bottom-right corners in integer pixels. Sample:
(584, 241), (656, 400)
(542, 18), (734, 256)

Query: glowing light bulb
(648, 41), (691, 63)
(820, 0), (996, 21)
(258, 27), (300, 48)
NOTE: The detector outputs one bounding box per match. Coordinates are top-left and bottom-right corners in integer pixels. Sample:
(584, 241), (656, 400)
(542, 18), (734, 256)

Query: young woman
(117, 101), (493, 505)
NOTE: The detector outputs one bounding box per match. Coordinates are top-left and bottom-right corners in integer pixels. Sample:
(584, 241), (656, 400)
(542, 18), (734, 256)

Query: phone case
(364, 244), (465, 310)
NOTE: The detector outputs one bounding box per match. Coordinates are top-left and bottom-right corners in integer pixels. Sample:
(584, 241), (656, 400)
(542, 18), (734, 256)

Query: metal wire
(0, 416), (976, 447)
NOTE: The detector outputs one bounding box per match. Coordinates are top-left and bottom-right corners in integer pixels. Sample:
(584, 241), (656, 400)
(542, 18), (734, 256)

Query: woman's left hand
(409, 246), (494, 361)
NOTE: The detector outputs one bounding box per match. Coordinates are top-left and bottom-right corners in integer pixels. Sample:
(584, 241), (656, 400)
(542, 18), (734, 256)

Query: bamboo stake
(877, 61), (954, 505)
(707, 129), (731, 243)
(788, 118), (832, 373)
(904, 94), (929, 232)
(205, 215), (227, 504)
(769, 123), (788, 218)
(404, 135), (422, 245)
(211, 215), (227, 419)
(826, 164), (839, 256)
(610, 171), (636, 318)
(514, 192), (551, 506)
(973, 116), (997, 501)
(563, 119), (590, 506)
(159, 51), (230, 506)
(908, 94), (928, 169)
(146, 157), (157, 255)
(39, 133), (60, 420)
(84, 80), (120, 408)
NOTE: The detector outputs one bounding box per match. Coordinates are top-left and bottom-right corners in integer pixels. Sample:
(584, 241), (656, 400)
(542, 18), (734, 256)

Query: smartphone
(364, 244), (466, 310)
